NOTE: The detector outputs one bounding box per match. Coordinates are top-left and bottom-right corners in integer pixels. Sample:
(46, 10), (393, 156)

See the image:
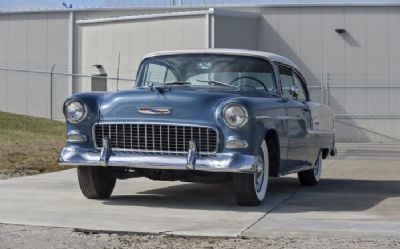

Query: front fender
(63, 92), (109, 148)
(216, 96), (287, 156)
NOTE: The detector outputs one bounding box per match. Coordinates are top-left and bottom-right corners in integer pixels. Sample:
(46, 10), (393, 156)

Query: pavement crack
(324, 160), (340, 172)
(238, 191), (297, 237)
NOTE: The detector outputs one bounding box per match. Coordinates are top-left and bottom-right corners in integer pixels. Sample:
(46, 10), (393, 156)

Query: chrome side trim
(254, 115), (301, 120)
(306, 129), (335, 135)
(284, 165), (316, 175)
(276, 115), (302, 120)
(254, 115), (274, 120)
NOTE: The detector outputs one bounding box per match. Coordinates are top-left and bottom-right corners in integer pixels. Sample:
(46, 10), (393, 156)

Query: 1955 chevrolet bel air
(59, 49), (336, 206)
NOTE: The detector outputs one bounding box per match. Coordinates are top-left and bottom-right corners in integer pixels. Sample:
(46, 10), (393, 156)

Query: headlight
(64, 100), (87, 123)
(222, 103), (248, 128)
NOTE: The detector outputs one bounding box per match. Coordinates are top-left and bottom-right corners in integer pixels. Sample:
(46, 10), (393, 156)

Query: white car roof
(143, 49), (298, 70)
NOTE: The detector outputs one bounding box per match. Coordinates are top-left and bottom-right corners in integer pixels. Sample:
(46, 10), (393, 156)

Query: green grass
(0, 111), (68, 176)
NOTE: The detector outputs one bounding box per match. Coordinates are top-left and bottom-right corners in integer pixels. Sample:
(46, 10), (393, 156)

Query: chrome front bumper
(58, 144), (260, 174)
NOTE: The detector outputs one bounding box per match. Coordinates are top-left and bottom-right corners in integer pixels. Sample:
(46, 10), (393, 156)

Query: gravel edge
(1, 223), (400, 249)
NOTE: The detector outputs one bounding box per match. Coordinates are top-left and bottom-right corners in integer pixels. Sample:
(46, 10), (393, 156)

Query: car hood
(99, 87), (265, 125)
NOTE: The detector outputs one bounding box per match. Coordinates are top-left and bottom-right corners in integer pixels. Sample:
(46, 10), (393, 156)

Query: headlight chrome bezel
(222, 103), (249, 129)
(64, 99), (87, 124)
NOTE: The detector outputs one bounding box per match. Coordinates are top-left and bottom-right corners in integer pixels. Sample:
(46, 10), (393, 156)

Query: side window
(293, 73), (307, 101)
(278, 65), (294, 98)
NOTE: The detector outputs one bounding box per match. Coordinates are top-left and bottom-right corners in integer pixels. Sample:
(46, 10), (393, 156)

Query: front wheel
(232, 140), (269, 206)
(77, 166), (116, 199)
(298, 150), (322, 186)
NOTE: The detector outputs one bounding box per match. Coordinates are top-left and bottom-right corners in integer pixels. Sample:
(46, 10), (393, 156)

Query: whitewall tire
(298, 150), (322, 186)
(233, 140), (269, 206)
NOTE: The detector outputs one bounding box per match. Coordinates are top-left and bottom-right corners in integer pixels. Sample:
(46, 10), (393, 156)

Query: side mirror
(289, 85), (300, 98)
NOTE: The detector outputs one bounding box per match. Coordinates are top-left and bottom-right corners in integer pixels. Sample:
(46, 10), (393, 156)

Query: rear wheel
(298, 150), (322, 186)
(232, 140), (269, 206)
(77, 166), (116, 199)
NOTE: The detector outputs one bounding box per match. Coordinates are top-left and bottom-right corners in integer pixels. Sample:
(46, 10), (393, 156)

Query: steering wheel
(229, 76), (268, 91)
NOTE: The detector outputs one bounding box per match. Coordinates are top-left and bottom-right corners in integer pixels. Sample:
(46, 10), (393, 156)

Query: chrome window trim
(91, 121), (219, 155)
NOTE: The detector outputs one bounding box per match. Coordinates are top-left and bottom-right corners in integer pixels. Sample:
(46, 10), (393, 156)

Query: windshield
(136, 54), (278, 92)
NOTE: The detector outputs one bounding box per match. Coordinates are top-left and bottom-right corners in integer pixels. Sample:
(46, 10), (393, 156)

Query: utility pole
(49, 64), (56, 120)
(170, 0), (183, 6)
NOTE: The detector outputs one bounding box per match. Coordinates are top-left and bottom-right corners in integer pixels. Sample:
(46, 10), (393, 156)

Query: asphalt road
(0, 144), (399, 238)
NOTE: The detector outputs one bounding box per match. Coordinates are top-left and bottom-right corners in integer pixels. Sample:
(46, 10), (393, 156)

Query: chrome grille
(93, 123), (218, 154)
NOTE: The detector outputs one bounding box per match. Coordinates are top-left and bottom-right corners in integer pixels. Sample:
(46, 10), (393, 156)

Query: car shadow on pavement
(102, 176), (400, 212)
(272, 177), (400, 214)
(102, 181), (273, 212)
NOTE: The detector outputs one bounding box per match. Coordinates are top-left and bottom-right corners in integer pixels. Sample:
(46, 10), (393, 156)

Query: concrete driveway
(0, 144), (399, 237)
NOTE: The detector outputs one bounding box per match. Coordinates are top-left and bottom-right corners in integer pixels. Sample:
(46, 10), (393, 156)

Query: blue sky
(0, 0), (172, 9)
(1, 0), (400, 10)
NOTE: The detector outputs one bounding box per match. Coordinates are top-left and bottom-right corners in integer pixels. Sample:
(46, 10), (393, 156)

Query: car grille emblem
(137, 107), (172, 115)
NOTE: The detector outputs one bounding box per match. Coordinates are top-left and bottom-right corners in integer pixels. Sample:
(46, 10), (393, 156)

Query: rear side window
(293, 73), (307, 101)
(278, 66), (294, 98)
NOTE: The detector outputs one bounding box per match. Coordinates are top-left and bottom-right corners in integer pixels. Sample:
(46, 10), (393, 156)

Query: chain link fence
(1, 65), (400, 144)
(0, 66), (134, 120)
(326, 74), (400, 144)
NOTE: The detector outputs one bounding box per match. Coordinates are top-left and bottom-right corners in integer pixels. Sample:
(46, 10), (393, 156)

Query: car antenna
(116, 52), (120, 91)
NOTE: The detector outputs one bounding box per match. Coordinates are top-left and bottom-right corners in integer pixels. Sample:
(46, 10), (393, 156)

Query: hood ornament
(137, 107), (172, 115)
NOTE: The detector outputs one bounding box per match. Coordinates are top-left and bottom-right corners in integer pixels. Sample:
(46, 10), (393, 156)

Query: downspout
(205, 8), (214, 49)
(68, 10), (74, 96)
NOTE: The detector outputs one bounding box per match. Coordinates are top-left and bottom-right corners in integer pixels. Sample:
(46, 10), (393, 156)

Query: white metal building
(1, 1), (400, 143)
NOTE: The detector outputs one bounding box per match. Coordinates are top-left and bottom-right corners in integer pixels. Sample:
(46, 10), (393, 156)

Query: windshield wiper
(196, 79), (239, 88)
(142, 81), (191, 87)
(143, 81), (191, 92)
(163, 81), (191, 86)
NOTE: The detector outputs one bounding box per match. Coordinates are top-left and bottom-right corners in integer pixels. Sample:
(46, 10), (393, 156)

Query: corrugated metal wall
(253, 7), (400, 88)
(253, 7), (400, 101)
(251, 6), (400, 143)
(213, 13), (259, 50)
(77, 14), (206, 92)
(0, 13), (70, 119)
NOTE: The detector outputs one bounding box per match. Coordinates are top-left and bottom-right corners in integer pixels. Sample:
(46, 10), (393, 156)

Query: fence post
(49, 64), (56, 120)
(320, 75), (324, 105)
(326, 73), (330, 106)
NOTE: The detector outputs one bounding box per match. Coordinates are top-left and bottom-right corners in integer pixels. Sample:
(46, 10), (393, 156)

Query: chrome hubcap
(314, 160), (320, 175)
(313, 151), (322, 180)
(255, 155), (264, 192)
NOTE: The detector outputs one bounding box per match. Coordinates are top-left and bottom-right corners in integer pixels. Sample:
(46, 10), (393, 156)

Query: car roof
(143, 49), (299, 70)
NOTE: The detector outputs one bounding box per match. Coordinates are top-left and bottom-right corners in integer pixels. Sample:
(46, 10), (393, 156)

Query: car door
(278, 65), (313, 173)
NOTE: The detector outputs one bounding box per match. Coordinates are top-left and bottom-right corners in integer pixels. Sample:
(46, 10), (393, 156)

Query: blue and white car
(59, 49), (336, 206)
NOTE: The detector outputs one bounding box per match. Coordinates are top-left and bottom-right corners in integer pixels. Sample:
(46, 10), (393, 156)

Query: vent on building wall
(91, 64), (107, 91)
(335, 28), (346, 34)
